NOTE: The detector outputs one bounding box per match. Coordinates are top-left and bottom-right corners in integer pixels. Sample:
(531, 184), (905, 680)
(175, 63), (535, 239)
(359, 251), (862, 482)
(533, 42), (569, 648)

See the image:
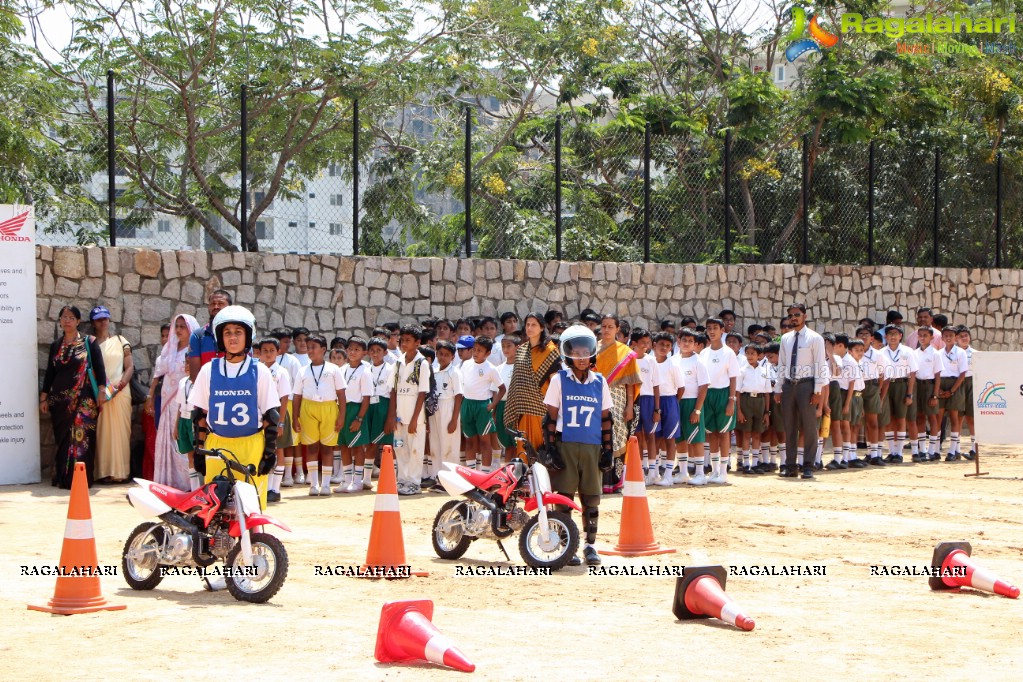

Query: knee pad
(580, 494), (601, 509)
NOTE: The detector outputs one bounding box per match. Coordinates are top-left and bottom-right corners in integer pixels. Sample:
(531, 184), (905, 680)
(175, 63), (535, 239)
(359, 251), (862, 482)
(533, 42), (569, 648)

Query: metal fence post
(995, 151), (1002, 268)
(464, 107), (472, 258)
(801, 134), (809, 264)
(867, 140), (875, 266)
(240, 83), (249, 251)
(107, 70), (116, 246)
(643, 122), (651, 263)
(352, 99), (360, 256)
(724, 129), (731, 264)
(933, 148), (940, 267)
(554, 114), (562, 261)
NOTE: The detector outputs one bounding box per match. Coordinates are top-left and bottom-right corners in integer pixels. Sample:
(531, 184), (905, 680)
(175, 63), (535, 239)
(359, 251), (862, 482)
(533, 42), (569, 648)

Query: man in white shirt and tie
(773, 303), (829, 479)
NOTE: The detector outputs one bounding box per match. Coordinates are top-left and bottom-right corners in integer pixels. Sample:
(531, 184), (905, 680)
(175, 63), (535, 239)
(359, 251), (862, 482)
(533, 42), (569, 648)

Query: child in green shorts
(174, 374), (198, 490)
(337, 336), (373, 493)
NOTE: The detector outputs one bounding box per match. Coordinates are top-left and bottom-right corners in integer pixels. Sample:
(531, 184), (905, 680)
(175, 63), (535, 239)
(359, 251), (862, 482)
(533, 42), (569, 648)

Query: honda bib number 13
(431, 430), (580, 570)
(122, 448), (290, 603)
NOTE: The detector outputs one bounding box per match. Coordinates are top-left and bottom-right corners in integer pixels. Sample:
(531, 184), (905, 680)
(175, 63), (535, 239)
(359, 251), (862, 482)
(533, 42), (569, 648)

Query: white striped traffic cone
(929, 542), (1019, 598)
(603, 436), (676, 556)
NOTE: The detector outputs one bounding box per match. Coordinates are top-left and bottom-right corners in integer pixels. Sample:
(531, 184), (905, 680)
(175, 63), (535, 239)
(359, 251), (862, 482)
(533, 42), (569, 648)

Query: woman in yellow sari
(91, 306), (134, 482)
(504, 313), (561, 451)
(595, 313), (641, 492)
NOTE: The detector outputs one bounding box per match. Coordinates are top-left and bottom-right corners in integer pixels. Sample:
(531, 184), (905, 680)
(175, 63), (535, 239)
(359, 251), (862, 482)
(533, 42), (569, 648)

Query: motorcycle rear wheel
(519, 511), (579, 571)
(122, 522), (167, 590)
(432, 500), (473, 560)
(225, 532), (289, 603)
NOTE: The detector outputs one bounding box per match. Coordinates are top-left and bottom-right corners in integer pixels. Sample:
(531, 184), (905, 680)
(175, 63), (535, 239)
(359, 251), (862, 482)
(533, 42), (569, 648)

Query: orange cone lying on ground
(928, 541), (1019, 598)
(603, 436), (676, 557)
(28, 462), (126, 615)
(362, 445), (427, 577)
(375, 599), (476, 672)
(672, 566), (755, 631)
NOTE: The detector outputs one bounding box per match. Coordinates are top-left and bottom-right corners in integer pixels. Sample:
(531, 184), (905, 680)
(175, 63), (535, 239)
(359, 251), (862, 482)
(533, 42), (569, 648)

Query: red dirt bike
(121, 448), (290, 603)
(432, 429), (581, 570)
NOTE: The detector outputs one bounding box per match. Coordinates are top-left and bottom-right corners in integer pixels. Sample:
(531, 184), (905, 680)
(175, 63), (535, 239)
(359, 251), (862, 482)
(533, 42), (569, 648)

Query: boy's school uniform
(428, 363), (462, 477)
(654, 357), (685, 440)
(393, 352), (432, 487)
(962, 345), (975, 418)
(274, 353), (302, 444)
(736, 361), (771, 433)
(191, 357), (281, 508)
(878, 345), (919, 420)
(292, 352), (311, 369)
(938, 345), (968, 413)
(460, 359), (502, 437)
(672, 353), (710, 444)
(860, 347), (883, 415)
(912, 346), (945, 418)
(636, 355), (662, 435)
(366, 361), (396, 445)
(267, 362), (294, 448)
(493, 361), (516, 448)
(339, 361), (373, 447)
(699, 345), (741, 433)
(296, 361), (347, 446)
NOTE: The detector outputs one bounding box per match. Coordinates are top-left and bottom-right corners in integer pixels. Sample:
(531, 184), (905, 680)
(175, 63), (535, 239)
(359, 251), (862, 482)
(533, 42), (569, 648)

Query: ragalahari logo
(785, 6), (839, 62)
(977, 382), (1007, 410)
(0, 211), (32, 243)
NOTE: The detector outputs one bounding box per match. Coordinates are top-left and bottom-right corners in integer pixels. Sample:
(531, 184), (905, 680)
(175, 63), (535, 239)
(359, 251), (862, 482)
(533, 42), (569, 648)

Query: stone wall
(34, 246), (1023, 475)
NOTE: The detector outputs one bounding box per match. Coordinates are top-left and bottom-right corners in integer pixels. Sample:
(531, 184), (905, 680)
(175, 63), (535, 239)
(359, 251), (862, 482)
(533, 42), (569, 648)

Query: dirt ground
(3, 447), (1022, 681)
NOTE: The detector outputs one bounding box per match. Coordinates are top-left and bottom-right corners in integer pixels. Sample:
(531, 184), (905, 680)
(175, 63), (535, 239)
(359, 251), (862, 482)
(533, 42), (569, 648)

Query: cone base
(603, 544), (677, 557)
(28, 601), (125, 615)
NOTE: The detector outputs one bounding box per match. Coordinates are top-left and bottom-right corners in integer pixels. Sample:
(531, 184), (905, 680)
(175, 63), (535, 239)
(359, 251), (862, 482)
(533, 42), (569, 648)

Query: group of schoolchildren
(172, 303), (979, 511)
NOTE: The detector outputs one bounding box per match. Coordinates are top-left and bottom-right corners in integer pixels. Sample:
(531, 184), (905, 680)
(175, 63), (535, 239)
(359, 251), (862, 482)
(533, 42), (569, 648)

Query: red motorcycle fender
(524, 492), (581, 513)
(228, 514), (292, 537)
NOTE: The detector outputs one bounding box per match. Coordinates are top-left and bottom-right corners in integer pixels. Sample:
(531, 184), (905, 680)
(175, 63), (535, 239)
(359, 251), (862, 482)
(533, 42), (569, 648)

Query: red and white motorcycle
(431, 430), (580, 570)
(122, 448), (289, 603)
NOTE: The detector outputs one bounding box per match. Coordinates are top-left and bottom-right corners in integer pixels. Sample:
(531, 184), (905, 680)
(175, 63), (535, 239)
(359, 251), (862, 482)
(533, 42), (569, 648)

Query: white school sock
(710, 451), (721, 475)
(950, 432), (960, 454)
(751, 449), (760, 466)
(970, 435), (976, 451)
(320, 466), (332, 487)
(929, 436), (939, 455)
(910, 438), (919, 455)
(885, 432), (895, 455)
(270, 466), (284, 492)
(363, 461), (375, 482)
(642, 452), (650, 470)
(703, 443), (710, 462)
(778, 443), (785, 463)
(354, 465), (364, 482)
(796, 448), (804, 466)
(658, 450), (667, 472)
(466, 458), (477, 469)
(770, 446), (779, 464)
(332, 450), (341, 471)
(306, 462), (320, 489)
(760, 444), (769, 462)
(187, 469), (202, 491)
(846, 444), (856, 462)
(895, 432), (906, 454)
(742, 449), (750, 467)
(344, 463), (355, 485)
(815, 439), (824, 464)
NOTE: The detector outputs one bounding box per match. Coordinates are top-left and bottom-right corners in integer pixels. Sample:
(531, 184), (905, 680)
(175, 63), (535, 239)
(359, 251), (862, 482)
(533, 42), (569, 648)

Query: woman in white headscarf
(149, 313), (199, 489)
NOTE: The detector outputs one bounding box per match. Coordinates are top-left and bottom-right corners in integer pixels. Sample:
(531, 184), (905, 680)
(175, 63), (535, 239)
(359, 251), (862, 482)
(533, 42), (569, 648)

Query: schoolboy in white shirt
(699, 318), (740, 484)
(258, 337), (292, 502)
(912, 327), (944, 462)
(736, 344), (771, 475)
(427, 340), (462, 489)
(459, 336), (506, 472)
(877, 326), (918, 464)
(293, 335), (347, 496)
(651, 332), (684, 486)
(937, 327), (968, 461)
(672, 328), (709, 485)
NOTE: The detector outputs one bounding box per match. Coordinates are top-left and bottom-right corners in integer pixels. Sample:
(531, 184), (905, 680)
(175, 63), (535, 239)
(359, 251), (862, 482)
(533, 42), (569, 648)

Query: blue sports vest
(208, 357), (261, 438)
(559, 369), (604, 445)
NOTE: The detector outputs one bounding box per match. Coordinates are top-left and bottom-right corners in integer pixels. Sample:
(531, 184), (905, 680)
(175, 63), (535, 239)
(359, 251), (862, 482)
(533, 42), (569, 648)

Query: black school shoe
(963, 451), (975, 461)
(945, 452), (960, 462)
(847, 458), (867, 469)
(778, 466), (798, 478)
(568, 554), (582, 567)
(583, 545), (601, 566)
(869, 456), (886, 466)
(911, 453), (924, 463)
(801, 467), (815, 480)
(825, 460), (843, 471)
(889, 454), (904, 464)
(266, 490), (281, 503)
(928, 452), (941, 461)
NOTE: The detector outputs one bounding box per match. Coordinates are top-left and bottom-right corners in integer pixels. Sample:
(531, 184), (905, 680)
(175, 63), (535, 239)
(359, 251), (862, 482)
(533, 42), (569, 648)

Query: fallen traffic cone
(362, 445), (427, 577)
(672, 565), (755, 631)
(28, 462), (126, 615)
(928, 541), (1019, 598)
(375, 599), (475, 672)
(603, 436), (676, 557)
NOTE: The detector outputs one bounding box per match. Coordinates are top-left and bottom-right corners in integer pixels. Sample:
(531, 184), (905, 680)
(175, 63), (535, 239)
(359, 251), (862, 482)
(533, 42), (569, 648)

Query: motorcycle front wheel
(519, 511), (579, 571)
(122, 522), (167, 590)
(224, 532), (289, 603)
(432, 500), (473, 560)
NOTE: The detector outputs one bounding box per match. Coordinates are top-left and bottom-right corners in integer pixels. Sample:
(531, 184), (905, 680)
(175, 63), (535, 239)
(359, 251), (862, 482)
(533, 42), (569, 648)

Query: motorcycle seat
(148, 483), (204, 509)
(454, 465), (511, 491)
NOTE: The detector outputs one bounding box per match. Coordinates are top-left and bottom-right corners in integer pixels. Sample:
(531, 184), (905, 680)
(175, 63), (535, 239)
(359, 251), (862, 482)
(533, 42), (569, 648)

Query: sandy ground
(3, 447), (1022, 681)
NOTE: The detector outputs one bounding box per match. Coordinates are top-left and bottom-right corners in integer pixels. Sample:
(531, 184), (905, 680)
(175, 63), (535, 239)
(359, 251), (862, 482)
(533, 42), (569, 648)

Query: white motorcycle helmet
(559, 324), (598, 365)
(212, 305), (257, 353)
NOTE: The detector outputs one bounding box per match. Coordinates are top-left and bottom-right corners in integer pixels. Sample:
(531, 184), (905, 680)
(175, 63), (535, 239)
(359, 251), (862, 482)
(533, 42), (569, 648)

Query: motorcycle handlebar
(194, 448), (256, 478)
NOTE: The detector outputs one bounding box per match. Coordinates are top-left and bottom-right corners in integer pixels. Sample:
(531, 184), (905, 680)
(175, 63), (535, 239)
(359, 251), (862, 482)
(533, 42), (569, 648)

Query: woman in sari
(40, 306), (108, 488)
(91, 306), (135, 482)
(595, 313), (641, 493)
(504, 312), (561, 450)
(148, 313), (199, 490)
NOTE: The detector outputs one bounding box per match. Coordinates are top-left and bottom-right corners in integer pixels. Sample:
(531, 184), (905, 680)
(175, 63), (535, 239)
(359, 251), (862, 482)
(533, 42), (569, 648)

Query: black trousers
(782, 380), (817, 470)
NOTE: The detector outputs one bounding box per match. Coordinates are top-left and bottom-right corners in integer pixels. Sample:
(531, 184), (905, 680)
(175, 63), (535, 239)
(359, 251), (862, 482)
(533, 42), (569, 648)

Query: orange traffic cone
(375, 599), (475, 672)
(672, 566), (755, 631)
(929, 541), (1019, 598)
(603, 436), (676, 557)
(362, 445), (427, 577)
(28, 462), (126, 615)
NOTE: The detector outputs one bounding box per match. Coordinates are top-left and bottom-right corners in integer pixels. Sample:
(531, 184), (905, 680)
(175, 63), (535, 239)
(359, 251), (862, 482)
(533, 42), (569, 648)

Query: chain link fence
(36, 79), (1020, 268)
